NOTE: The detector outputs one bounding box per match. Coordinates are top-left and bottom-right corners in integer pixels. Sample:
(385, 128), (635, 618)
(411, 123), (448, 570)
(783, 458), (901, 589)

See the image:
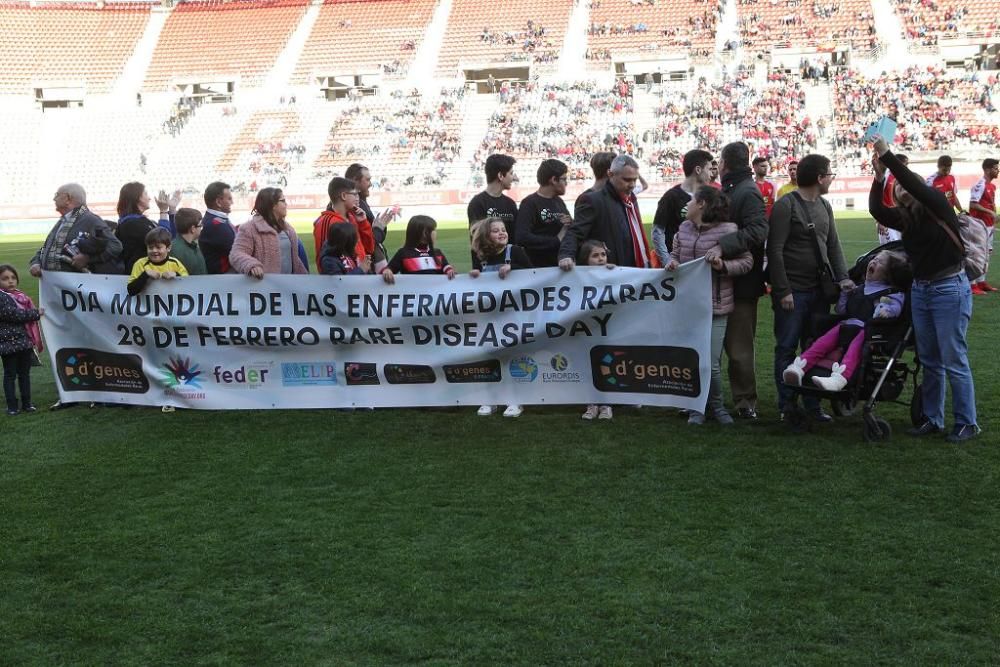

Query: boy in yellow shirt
(127, 227), (187, 296)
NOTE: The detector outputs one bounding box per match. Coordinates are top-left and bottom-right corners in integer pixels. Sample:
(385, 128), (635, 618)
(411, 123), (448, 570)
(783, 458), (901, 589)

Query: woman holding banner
(230, 188), (308, 279)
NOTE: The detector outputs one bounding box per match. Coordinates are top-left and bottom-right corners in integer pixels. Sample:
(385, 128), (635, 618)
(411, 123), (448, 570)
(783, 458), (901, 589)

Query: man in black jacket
(30, 183), (123, 277)
(558, 154), (652, 269)
(705, 142), (768, 419)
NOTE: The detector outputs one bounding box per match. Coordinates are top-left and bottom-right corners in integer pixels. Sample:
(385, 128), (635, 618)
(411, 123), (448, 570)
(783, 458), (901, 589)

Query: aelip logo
(56, 348), (149, 394)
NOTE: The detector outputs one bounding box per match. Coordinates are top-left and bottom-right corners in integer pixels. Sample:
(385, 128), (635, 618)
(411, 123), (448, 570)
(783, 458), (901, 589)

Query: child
(0, 265), (44, 416)
(171, 208), (208, 275)
(783, 250), (910, 392)
(320, 223), (371, 275)
(469, 217), (533, 278)
(666, 186), (753, 426)
(468, 217), (533, 418)
(127, 227), (188, 296)
(381, 215), (456, 284)
(127, 229), (188, 412)
(578, 240), (617, 420)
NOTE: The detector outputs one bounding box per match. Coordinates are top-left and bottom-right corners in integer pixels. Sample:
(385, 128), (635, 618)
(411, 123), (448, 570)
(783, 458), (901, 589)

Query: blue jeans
(773, 289), (829, 412)
(910, 273), (977, 429)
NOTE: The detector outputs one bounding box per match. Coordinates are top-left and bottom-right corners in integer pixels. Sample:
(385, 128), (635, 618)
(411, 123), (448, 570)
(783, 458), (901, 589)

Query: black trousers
(2, 349), (33, 411)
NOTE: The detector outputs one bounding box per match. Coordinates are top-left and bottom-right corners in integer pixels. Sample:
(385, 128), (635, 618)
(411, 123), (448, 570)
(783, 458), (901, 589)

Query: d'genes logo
(591, 346), (701, 396)
(55, 348), (149, 393)
(443, 360), (502, 383)
(508, 356), (538, 383)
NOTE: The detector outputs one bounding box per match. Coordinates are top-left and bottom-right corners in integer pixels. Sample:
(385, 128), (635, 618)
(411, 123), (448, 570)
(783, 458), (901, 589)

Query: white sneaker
(477, 405), (496, 416)
(582, 404), (599, 420)
(502, 404), (523, 418)
(782, 356), (808, 386)
(598, 405), (613, 420)
(813, 362), (848, 391)
(161, 405), (175, 413)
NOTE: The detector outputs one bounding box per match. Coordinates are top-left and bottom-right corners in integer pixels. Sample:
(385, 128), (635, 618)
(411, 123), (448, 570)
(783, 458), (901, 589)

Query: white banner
(40, 263), (712, 410)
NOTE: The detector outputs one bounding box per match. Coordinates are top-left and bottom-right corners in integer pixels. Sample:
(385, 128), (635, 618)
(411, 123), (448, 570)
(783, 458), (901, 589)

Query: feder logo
(384, 364), (436, 385)
(591, 345), (701, 396)
(55, 348), (149, 394)
(508, 356), (538, 383)
(212, 363), (273, 389)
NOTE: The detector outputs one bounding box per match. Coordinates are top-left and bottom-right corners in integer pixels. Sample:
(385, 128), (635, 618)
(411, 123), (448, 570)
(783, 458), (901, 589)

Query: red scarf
(619, 191), (655, 268)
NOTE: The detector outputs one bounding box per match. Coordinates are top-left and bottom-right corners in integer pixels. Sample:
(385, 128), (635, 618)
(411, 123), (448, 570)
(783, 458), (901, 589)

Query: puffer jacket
(671, 220), (754, 315)
(230, 215), (309, 276)
(0, 291), (40, 356)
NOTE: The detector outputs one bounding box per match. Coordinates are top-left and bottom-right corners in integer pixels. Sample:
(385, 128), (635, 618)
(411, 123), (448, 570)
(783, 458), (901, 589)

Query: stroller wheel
(831, 398), (856, 417)
(863, 416), (892, 442)
(910, 383), (925, 427)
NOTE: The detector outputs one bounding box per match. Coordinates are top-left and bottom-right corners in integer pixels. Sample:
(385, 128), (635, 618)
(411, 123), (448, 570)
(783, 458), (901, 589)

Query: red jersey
(970, 178), (996, 228)
(756, 179), (776, 217)
(925, 173), (960, 209)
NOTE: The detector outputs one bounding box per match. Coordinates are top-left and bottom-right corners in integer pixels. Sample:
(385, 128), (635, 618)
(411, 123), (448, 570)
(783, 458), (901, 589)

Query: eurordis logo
(443, 359), (502, 383)
(282, 362), (338, 387)
(344, 362), (380, 386)
(212, 363), (273, 389)
(508, 356), (538, 383)
(384, 364), (436, 385)
(55, 348), (149, 394)
(591, 345), (701, 396)
(540, 353), (581, 383)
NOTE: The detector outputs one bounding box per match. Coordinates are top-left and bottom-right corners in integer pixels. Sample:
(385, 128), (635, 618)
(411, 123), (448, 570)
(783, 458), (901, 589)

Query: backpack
(934, 213), (990, 281)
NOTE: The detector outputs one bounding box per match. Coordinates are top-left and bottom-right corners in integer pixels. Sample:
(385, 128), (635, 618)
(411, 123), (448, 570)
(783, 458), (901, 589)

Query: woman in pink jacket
(230, 188), (308, 278)
(666, 186), (754, 425)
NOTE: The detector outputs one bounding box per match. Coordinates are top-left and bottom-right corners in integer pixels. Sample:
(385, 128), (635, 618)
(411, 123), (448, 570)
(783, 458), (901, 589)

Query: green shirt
(171, 237), (207, 276)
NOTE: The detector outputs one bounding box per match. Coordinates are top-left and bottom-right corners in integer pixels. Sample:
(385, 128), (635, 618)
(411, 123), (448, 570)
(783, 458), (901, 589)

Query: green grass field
(2, 217), (998, 664)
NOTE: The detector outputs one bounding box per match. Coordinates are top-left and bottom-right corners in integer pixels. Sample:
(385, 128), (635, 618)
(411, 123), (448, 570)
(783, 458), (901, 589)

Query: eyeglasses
(346, 191), (360, 196)
(277, 198), (287, 203)
(821, 172), (837, 178)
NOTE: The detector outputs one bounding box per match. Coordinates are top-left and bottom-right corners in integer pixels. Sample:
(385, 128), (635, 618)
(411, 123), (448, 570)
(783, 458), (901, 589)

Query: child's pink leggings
(800, 324), (864, 379)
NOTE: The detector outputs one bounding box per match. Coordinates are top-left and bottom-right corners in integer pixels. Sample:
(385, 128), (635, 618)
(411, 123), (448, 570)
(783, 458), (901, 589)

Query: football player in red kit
(969, 158), (999, 293)
(753, 157), (776, 217)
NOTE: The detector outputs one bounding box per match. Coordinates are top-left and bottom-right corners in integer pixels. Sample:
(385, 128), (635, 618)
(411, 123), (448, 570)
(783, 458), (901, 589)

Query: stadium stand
(890, 0), (998, 45)
(0, 1), (150, 94)
(143, 0), (308, 91)
(586, 0), (720, 61)
(436, 0), (574, 76)
(736, 0), (878, 52)
(831, 66), (1000, 175)
(292, 0), (437, 83)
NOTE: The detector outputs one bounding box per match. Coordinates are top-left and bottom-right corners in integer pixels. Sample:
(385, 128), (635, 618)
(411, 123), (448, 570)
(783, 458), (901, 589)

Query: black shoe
(21, 405), (37, 414)
(810, 410), (833, 423)
(736, 407), (758, 420)
(6, 408), (19, 416)
(49, 400), (77, 411)
(907, 421), (942, 437)
(945, 424), (981, 443)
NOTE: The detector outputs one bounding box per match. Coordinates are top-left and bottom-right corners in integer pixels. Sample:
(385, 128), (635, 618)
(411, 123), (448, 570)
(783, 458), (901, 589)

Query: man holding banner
(557, 155), (653, 270)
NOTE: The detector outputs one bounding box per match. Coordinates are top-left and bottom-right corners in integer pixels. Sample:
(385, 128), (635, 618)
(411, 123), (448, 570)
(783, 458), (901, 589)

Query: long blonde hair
(470, 217), (508, 260)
